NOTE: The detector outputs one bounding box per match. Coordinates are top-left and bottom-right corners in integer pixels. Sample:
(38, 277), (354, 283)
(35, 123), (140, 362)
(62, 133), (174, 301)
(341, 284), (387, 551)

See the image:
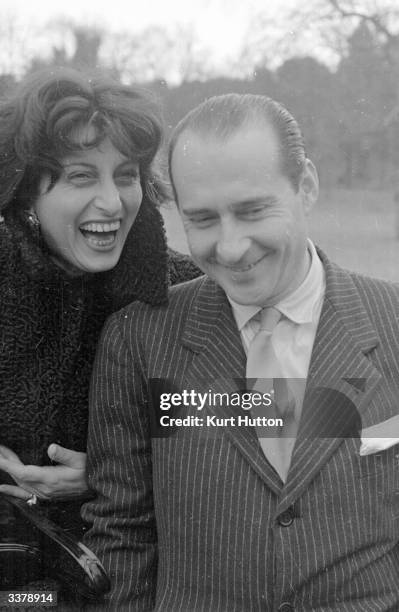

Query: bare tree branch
(327, 0), (395, 41)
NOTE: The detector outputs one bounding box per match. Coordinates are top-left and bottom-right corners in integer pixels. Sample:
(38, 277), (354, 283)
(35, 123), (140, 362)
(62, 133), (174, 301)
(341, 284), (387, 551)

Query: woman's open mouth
(79, 220), (121, 248)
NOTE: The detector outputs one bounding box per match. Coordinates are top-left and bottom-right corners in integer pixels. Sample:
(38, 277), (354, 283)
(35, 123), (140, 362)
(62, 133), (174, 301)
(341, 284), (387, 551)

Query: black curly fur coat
(0, 199), (199, 529)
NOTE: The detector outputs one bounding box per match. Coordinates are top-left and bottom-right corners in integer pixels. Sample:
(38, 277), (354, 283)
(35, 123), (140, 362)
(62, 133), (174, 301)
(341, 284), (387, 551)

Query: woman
(0, 67), (199, 583)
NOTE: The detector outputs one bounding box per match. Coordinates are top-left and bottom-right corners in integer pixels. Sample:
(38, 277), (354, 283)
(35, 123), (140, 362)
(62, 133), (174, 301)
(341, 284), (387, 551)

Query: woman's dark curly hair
(0, 67), (167, 215)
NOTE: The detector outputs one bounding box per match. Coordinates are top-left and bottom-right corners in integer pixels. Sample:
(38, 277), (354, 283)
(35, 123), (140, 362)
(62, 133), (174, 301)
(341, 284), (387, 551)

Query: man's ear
(299, 159), (319, 215)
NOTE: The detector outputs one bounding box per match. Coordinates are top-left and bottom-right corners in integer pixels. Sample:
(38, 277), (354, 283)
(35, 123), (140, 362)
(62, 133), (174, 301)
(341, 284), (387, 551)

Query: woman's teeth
(79, 221), (121, 247)
(80, 221), (120, 233)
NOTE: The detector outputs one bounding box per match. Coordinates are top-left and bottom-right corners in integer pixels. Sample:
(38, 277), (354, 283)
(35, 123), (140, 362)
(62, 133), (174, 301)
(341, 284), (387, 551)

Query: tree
(286, 0), (399, 65)
(102, 24), (214, 85)
(275, 57), (340, 185)
(265, 0), (399, 187)
(27, 21), (105, 74)
(335, 21), (394, 185)
(323, 1), (399, 187)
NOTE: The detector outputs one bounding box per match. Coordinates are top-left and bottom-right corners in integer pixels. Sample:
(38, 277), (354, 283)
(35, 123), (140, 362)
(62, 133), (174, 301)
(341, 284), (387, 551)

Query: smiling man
(83, 94), (399, 611)
(170, 116), (317, 308)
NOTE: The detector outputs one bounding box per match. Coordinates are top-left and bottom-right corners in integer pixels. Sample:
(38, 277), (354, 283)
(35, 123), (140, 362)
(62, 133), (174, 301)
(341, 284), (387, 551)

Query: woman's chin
(51, 249), (122, 276)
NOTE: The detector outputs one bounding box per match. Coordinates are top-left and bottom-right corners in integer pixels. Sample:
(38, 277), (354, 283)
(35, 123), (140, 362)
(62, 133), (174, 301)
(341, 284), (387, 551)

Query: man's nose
(216, 225), (251, 263)
(93, 181), (122, 216)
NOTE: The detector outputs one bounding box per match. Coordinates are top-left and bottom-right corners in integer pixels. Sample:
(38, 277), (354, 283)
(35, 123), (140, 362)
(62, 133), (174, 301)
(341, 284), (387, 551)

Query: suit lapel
(279, 253), (383, 511)
(181, 277), (282, 494)
(181, 276), (246, 379)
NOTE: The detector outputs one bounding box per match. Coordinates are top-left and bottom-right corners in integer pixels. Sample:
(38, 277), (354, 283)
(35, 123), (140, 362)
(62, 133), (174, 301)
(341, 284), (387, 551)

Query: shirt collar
(228, 240), (325, 331)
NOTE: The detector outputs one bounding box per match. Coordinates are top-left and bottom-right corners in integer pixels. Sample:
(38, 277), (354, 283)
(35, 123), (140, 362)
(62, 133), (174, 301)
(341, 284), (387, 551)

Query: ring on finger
(26, 494), (38, 506)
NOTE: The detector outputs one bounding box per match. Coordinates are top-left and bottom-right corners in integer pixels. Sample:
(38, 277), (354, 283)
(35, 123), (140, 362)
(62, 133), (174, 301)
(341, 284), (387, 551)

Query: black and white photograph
(0, 1), (398, 610)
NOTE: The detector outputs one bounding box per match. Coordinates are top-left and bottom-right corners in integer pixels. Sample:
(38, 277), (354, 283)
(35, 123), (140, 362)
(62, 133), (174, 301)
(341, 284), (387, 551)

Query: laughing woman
(0, 68), (199, 589)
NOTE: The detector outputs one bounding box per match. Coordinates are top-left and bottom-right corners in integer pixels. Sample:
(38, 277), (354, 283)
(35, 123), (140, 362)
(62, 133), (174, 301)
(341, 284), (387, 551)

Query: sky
(0, 0), (303, 79)
(2, 0), (397, 81)
(0, 0), (286, 38)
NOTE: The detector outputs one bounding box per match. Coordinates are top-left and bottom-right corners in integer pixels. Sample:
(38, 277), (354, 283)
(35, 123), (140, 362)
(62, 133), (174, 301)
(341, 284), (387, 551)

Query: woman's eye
(115, 171), (139, 185)
(67, 172), (94, 184)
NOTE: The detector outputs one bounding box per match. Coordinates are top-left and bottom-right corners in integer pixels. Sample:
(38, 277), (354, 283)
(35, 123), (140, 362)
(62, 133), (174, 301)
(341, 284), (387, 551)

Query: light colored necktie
(246, 307), (297, 482)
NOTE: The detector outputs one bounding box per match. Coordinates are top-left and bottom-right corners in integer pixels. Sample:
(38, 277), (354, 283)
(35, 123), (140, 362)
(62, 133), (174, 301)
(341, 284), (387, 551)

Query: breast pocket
(356, 442), (399, 482)
(356, 443), (399, 523)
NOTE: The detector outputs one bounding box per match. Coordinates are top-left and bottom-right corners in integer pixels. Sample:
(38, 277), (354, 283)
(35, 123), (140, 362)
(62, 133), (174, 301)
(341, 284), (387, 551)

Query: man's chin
(222, 286), (261, 306)
(223, 278), (278, 306)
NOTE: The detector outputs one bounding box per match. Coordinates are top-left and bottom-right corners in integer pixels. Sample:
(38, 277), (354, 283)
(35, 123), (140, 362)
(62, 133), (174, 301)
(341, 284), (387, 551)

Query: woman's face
(33, 137), (143, 275)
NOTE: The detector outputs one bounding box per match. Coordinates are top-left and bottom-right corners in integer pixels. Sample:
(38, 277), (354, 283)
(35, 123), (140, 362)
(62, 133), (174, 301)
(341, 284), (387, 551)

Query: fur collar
(2, 198), (170, 310)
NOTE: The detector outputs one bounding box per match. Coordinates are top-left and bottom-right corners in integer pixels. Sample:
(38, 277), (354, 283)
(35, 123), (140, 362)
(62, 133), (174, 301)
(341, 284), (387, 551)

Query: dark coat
(0, 199), (199, 534)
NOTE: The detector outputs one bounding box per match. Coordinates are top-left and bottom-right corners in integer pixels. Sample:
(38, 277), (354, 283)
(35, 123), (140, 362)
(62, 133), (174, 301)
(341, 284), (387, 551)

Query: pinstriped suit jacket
(82, 251), (399, 611)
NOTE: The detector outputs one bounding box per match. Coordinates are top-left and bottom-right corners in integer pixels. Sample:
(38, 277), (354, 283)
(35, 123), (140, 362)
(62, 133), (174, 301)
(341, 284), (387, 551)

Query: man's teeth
(80, 221), (120, 233)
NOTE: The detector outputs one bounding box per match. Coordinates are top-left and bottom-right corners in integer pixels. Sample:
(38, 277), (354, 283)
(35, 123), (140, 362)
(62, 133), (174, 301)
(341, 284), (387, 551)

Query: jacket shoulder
(349, 270), (399, 312)
(109, 274), (207, 340)
(345, 271), (399, 354)
(117, 274), (206, 317)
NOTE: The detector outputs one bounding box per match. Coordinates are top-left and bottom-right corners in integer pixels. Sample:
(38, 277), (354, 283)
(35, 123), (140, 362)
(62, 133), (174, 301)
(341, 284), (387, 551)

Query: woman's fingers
(0, 455), (28, 481)
(0, 484), (35, 500)
(0, 445), (24, 464)
(0, 446), (88, 500)
(0, 458), (55, 497)
(47, 444), (86, 469)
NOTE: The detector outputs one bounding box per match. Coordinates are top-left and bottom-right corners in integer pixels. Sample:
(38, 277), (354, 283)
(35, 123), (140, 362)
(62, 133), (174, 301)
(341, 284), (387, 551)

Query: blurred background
(1, 0), (399, 281)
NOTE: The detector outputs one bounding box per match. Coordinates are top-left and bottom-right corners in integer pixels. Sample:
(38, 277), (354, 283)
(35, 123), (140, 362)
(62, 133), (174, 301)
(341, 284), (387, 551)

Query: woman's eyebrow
(62, 161), (95, 168)
(116, 160), (139, 168)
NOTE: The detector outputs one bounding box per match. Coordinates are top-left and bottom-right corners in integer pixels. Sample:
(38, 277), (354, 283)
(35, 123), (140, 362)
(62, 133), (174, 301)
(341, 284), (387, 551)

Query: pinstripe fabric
(82, 250), (399, 611)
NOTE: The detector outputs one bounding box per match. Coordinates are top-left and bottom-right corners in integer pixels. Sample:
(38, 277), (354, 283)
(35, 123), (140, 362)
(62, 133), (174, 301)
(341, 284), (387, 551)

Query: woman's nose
(93, 181), (122, 216)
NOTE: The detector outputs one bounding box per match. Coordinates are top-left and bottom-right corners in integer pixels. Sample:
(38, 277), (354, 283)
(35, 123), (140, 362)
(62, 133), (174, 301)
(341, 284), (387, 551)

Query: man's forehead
(171, 130), (223, 163)
(171, 123), (281, 182)
(173, 120), (278, 154)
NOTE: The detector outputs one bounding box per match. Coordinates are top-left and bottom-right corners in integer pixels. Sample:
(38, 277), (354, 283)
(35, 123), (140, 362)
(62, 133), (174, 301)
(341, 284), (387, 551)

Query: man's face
(171, 123), (318, 306)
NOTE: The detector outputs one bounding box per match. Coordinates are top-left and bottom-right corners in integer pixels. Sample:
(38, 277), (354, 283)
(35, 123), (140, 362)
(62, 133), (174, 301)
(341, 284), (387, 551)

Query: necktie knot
(259, 306), (281, 333)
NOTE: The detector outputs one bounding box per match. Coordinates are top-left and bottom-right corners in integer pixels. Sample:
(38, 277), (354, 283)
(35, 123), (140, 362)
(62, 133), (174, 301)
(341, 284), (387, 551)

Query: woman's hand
(0, 444), (88, 501)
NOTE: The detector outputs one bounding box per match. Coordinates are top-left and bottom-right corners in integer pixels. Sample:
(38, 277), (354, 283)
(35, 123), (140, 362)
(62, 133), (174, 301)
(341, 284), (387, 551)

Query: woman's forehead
(60, 122), (137, 161)
(66, 122), (100, 148)
(60, 138), (131, 166)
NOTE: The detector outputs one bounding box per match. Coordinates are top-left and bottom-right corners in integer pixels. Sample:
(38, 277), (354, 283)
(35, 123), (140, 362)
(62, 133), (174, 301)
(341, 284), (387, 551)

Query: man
(83, 94), (399, 611)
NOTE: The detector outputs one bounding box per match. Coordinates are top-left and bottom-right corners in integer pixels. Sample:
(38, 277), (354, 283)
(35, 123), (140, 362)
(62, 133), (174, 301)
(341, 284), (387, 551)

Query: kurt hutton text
(159, 415), (284, 428)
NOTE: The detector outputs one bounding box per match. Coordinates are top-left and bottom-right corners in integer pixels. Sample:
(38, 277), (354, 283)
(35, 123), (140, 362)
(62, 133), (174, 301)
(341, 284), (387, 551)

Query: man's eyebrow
(181, 196), (277, 215)
(181, 206), (216, 216)
(233, 196), (277, 208)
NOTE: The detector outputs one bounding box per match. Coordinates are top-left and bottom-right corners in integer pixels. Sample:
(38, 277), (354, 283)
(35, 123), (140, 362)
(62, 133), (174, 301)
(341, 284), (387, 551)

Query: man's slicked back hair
(168, 93), (306, 198)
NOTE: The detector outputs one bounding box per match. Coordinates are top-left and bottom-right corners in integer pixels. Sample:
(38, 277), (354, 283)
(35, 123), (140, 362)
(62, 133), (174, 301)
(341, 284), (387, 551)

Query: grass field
(161, 188), (399, 283)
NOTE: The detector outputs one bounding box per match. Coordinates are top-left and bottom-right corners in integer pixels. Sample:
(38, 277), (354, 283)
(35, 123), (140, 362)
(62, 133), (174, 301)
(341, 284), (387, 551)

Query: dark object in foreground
(0, 493), (110, 600)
